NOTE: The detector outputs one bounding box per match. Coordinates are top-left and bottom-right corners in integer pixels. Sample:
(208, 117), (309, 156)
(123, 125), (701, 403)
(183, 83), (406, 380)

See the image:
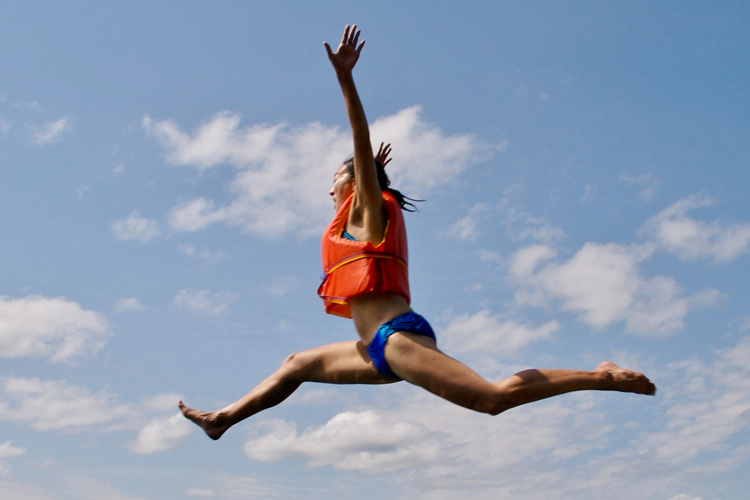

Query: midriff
(348, 292), (412, 345)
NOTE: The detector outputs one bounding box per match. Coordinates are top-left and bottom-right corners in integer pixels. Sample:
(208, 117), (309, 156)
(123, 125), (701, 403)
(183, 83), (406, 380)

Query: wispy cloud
(446, 204), (487, 241)
(262, 276), (301, 296)
(111, 211), (161, 243)
(0, 295), (109, 363)
(114, 297), (144, 313)
(145, 106), (489, 238)
(173, 289), (237, 315)
(619, 172), (660, 202)
(30, 117), (70, 145)
(177, 243), (226, 263)
(642, 194), (750, 263)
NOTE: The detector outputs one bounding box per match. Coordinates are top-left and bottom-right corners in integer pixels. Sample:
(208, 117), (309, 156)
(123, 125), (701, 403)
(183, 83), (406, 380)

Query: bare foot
(594, 361), (656, 396)
(178, 401), (231, 440)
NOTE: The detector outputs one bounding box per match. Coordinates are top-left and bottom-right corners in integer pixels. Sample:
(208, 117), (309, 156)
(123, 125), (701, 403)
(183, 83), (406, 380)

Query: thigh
(383, 332), (499, 411)
(294, 340), (400, 385)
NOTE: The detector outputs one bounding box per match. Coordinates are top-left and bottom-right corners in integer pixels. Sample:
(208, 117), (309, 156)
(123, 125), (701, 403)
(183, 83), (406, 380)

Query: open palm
(324, 24), (365, 74)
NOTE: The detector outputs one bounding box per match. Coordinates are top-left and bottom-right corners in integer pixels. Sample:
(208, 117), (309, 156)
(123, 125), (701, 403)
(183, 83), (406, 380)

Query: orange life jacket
(318, 191), (410, 318)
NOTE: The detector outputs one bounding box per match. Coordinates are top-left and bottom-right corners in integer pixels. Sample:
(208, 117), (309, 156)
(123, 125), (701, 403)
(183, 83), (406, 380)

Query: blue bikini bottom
(366, 311), (436, 379)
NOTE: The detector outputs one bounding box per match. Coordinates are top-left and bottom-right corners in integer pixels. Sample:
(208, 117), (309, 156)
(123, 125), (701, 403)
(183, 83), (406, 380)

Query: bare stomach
(348, 293), (412, 345)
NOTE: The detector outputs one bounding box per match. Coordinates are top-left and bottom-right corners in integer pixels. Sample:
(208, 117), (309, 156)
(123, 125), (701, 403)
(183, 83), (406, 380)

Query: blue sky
(1, 2), (749, 499)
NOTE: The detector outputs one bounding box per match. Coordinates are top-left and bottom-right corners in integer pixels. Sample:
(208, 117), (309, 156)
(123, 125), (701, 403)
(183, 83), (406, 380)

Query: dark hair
(343, 156), (422, 212)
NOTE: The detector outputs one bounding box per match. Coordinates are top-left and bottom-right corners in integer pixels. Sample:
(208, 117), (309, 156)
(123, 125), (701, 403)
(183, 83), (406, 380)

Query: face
(330, 164), (354, 211)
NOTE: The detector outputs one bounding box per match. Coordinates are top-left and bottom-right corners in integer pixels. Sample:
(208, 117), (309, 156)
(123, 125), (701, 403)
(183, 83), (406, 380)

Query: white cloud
(237, 337), (750, 499)
(177, 243), (226, 263)
(262, 276), (301, 296)
(446, 204), (487, 241)
(173, 289), (237, 315)
(502, 206), (566, 244)
(581, 183), (597, 201)
(111, 211), (161, 243)
(0, 377), (138, 431)
(145, 106), (488, 238)
(441, 310), (559, 353)
(244, 410), (443, 472)
(65, 475), (148, 500)
(640, 336), (750, 463)
(186, 473), (285, 499)
(511, 242), (719, 335)
(140, 393), (182, 413)
(185, 489), (215, 497)
(0, 295), (109, 363)
(0, 441), (25, 459)
(128, 412), (192, 454)
(30, 117), (70, 145)
(642, 194), (750, 263)
(114, 298), (144, 313)
(619, 172), (660, 202)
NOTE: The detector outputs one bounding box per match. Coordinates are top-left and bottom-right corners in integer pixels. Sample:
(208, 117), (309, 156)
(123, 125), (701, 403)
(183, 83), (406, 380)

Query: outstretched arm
(324, 25), (382, 211)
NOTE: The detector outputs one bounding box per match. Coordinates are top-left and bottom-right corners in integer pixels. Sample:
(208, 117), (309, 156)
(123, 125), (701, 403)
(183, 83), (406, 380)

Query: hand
(374, 142), (392, 168)
(324, 24), (365, 75)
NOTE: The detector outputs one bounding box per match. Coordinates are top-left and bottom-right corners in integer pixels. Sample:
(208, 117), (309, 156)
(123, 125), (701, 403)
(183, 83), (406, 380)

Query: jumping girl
(179, 25), (655, 441)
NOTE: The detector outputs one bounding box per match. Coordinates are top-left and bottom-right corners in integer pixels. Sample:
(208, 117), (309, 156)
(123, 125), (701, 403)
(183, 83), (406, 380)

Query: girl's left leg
(179, 340), (398, 440)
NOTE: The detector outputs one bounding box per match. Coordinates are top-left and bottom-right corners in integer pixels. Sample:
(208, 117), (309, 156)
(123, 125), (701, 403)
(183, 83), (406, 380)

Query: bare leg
(179, 341), (397, 440)
(385, 332), (655, 415)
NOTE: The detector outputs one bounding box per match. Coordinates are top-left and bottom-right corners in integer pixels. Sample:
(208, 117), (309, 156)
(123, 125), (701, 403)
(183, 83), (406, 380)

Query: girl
(180, 25), (655, 440)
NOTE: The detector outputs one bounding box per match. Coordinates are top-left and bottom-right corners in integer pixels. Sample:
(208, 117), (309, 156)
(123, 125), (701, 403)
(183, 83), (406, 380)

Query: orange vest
(318, 191), (410, 318)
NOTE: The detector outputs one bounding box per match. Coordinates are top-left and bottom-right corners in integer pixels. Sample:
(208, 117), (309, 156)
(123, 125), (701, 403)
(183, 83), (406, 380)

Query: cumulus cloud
(30, 117), (70, 145)
(173, 289), (237, 315)
(111, 211), (161, 243)
(243, 410), (443, 472)
(0, 295), (109, 363)
(0, 377), (137, 431)
(642, 194), (750, 263)
(145, 106), (487, 238)
(510, 243), (719, 335)
(441, 310), (559, 353)
(128, 413), (192, 454)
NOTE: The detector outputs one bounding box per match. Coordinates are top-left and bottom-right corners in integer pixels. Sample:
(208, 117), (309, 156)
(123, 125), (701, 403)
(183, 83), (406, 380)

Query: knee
(280, 350), (319, 380)
(474, 390), (513, 416)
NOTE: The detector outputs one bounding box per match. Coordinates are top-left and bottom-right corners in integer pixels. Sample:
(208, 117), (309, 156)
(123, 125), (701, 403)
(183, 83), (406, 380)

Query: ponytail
(343, 157), (423, 212)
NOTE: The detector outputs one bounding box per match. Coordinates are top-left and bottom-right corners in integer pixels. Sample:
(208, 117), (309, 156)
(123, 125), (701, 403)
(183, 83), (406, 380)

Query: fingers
(340, 25), (350, 46)
(323, 42), (333, 58)
(351, 25), (360, 46)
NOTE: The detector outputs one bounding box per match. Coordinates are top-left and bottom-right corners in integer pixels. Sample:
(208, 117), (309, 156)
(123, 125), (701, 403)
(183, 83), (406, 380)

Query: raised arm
(324, 25), (382, 211)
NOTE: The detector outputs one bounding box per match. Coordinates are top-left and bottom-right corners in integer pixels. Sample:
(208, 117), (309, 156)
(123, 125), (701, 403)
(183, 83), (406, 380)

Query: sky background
(1, 2), (749, 499)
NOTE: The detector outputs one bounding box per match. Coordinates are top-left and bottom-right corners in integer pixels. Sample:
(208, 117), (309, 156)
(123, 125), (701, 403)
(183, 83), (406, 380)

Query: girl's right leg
(384, 332), (655, 415)
(179, 340), (398, 440)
